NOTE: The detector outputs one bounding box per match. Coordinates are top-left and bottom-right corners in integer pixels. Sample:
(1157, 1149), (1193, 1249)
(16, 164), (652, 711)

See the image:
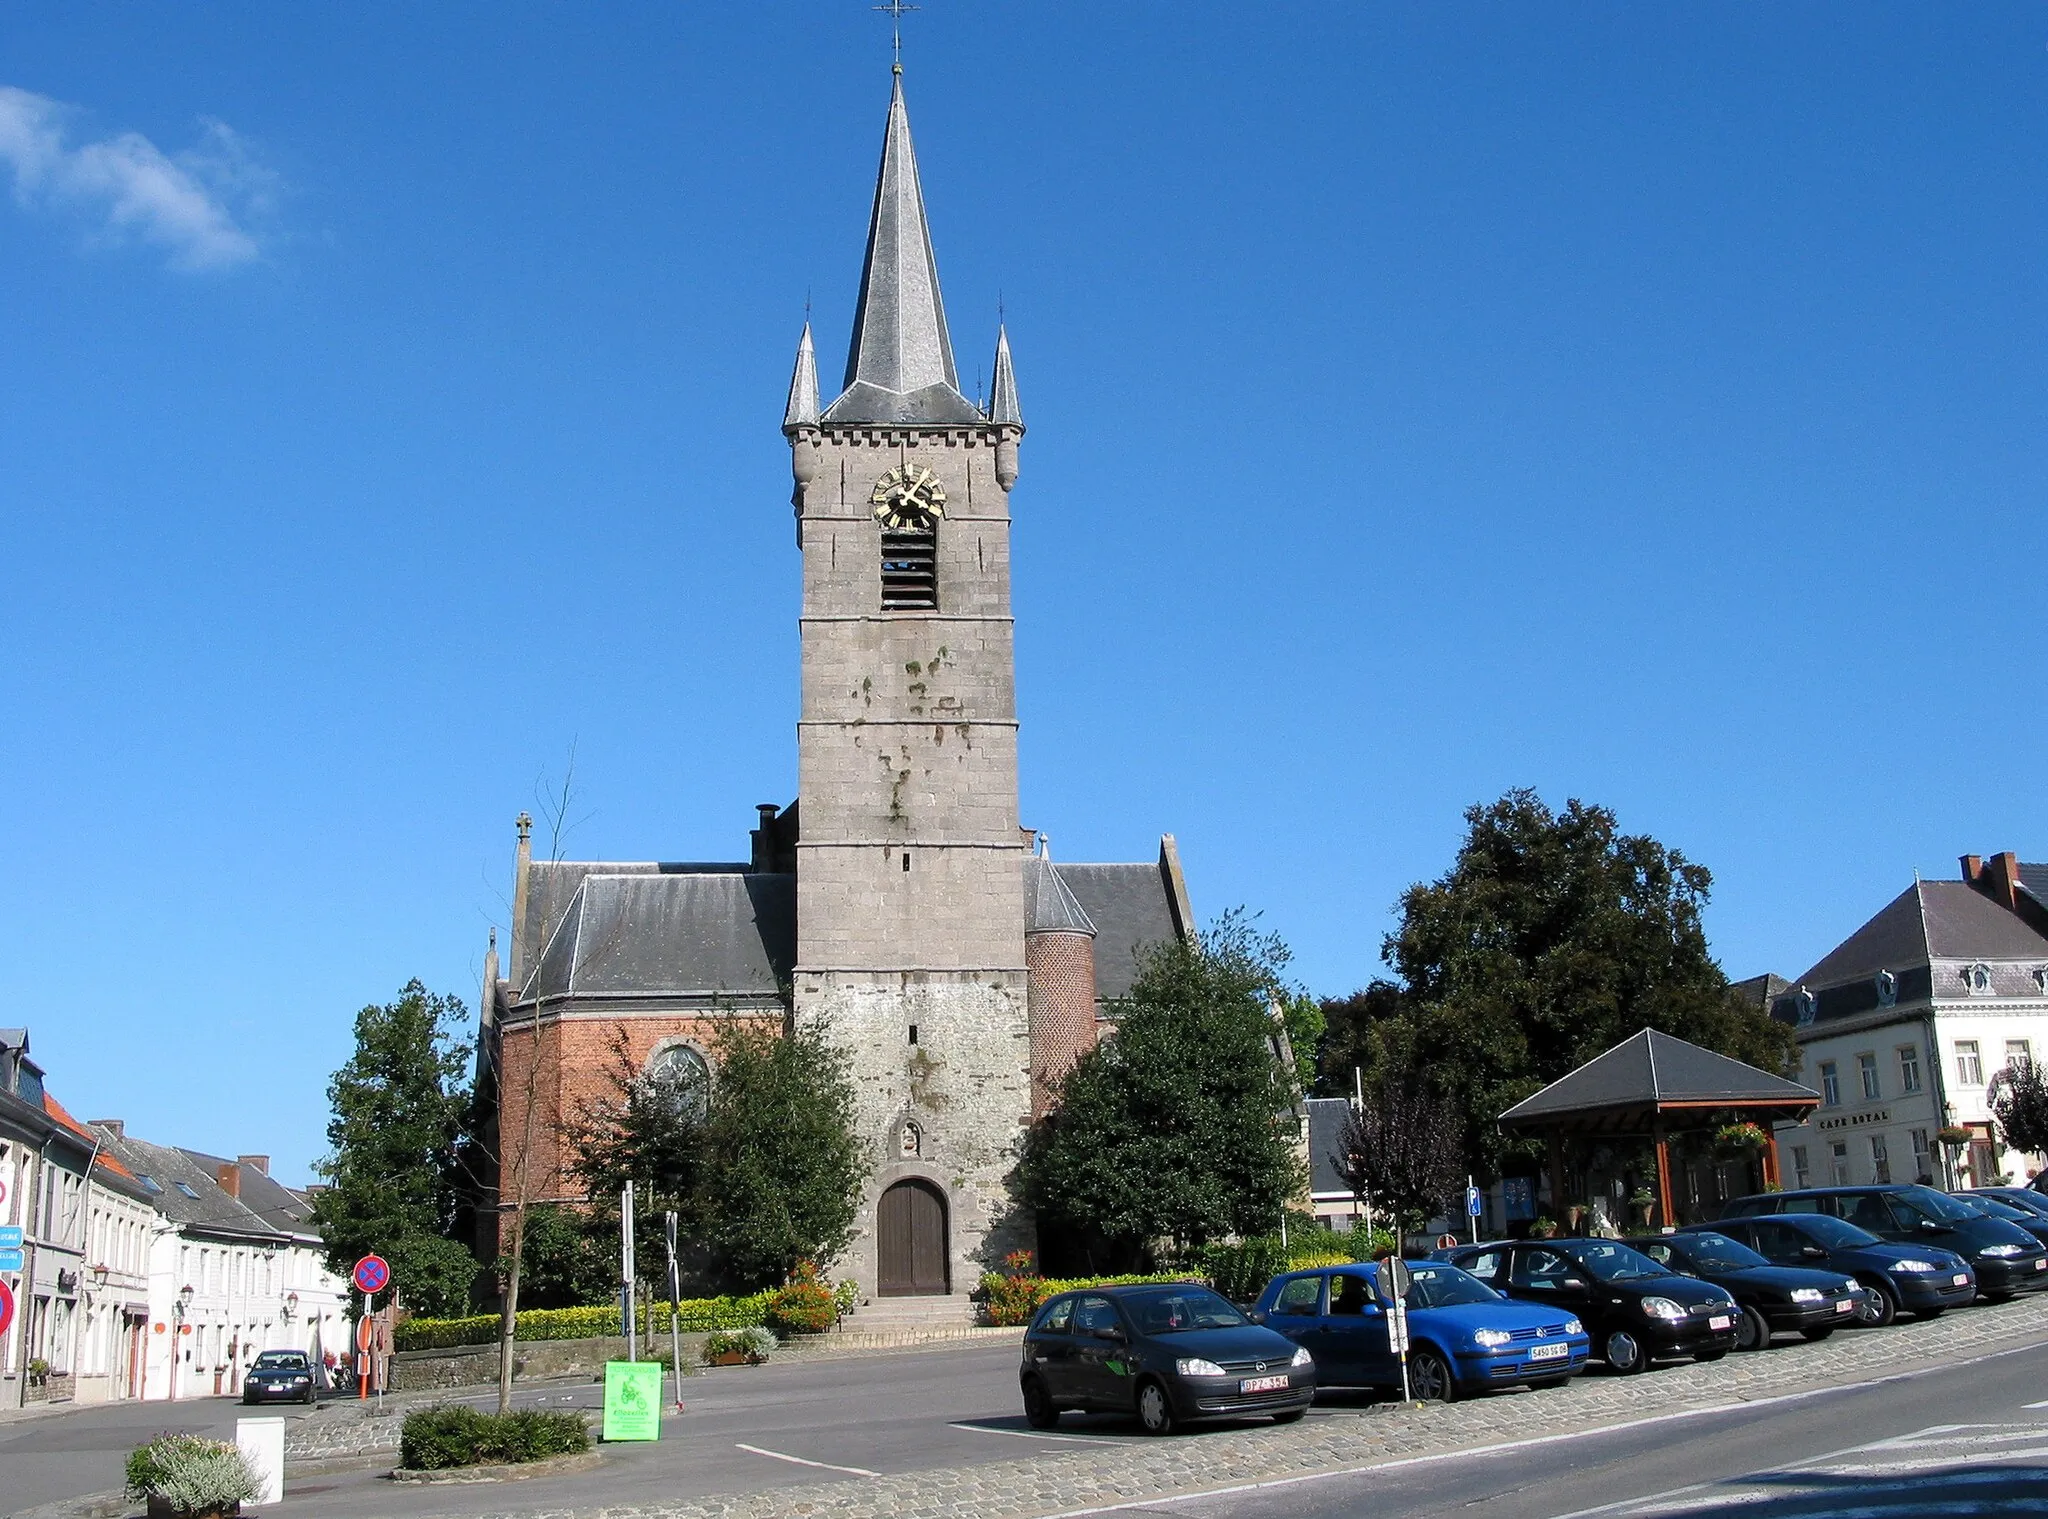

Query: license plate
(2035, 1260), (2045, 1271)
(1240, 1374), (1289, 1394)
(1528, 1342), (1569, 1361)
(1708, 1315), (1731, 1331)
(1953, 1274), (1969, 1286)
(1835, 1300), (1853, 1313)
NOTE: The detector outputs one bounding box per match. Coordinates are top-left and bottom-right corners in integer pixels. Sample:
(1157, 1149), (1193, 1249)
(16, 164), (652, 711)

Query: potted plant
(701, 1327), (774, 1367)
(126, 1433), (260, 1519)
(1713, 1121), (1769, 1158)
(25, 1358), (48, 1387)
(1628, 1188), (1656, 1225)
(1527, 1216), (1558, 1239)
(1937, 1126), (1972, 1149)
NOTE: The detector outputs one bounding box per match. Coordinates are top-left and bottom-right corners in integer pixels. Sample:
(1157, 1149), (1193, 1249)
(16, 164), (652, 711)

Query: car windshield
(1558, 1240), (1667, 1282)
(1965, 1197), (2032, 1222)
(1674, 1232), (1769, 1271)
(1984, 1190), (2048, 1218)
(1126, 1287), (1247, 1334)
(1405, 1263), (1500, 1308)
(1893, 1186), (1976, 1224)
(252, 1352), (307, 1370)
(1794, 1214), (1883, 1248)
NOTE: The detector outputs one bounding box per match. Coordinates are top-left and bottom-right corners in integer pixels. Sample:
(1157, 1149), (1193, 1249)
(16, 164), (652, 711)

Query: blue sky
(3, 6), (2042, 1184)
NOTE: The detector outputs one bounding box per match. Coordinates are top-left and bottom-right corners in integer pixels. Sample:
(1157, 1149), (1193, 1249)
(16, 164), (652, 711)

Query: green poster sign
(602, 1360), (664, 1442)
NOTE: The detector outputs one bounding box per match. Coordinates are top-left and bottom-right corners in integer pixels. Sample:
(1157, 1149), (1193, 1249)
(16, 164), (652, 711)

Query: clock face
(870, 464), (947, 529)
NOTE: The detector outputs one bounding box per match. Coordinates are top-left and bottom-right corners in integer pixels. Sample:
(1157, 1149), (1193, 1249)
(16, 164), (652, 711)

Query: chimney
(1962, 852), (2021, 910)
(90, 1119), (124, 1138)
(236, 1155), (269, 1176)
(216, 1163), (242, 1200)
(751, 804), (779, 872)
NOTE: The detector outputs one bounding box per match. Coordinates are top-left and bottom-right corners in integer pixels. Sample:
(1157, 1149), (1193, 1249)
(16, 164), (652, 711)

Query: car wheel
(1407, 1349), (1457, 1402)
(1734, 1304), (1770, 1352)
(1136, 1378), (1177, 1436)
(1800, 1326), (1835, 1343)
(1021, 1376), (1060, 1430)
(1604, 1329), (1648, 1374)
(1271, 1408), (1305, 1424)
(1856, 1280), (1898, 1328)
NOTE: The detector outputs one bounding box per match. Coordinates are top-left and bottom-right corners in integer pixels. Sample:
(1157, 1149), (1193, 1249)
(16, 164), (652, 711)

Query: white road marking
(950, 1421), (1132, 1445)
(1037, 1337), (2048, 1519)
(2026, 1398), (2048, 1409)
(733, 1442), (879, 1476)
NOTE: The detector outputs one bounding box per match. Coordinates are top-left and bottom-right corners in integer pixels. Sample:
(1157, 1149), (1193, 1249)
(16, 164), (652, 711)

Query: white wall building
(1769, 854), (2048, 1192)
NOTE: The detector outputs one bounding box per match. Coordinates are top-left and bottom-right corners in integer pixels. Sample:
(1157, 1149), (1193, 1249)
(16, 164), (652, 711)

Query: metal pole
(1469, 1174), (1478, 1245)
(356, 1291), (367, 1401)
(664, 1212), (684, 1412)
(621, 1183), (636, 1362)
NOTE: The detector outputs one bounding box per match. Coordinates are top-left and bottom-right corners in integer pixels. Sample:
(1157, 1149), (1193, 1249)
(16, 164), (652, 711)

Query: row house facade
(1768, 853), (2048, 1192)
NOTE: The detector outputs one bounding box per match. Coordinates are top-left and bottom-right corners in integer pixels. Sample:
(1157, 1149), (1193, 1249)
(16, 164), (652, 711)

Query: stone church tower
(781, 64), (1034, 1296)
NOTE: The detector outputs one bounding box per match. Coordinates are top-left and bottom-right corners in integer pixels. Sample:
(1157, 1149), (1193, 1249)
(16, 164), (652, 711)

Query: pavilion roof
(1498, 1028), (1817, 1135)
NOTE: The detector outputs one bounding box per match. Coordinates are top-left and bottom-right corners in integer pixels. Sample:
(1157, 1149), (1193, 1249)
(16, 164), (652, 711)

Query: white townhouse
(1768, 853), (2048, 1192)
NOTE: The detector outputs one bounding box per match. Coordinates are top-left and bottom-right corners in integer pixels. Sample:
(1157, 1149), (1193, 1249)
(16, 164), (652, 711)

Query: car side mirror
(1095, 1325), (1125, 1341)
(1919, 1220), (1944, 1234)
(1246, 1310), (1265, 1325)
(1560, 1275), (1589, 1291)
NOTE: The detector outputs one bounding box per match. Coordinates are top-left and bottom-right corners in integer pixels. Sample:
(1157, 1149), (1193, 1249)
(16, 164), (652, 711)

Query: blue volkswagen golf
(1252, 1261), (1589, 1402)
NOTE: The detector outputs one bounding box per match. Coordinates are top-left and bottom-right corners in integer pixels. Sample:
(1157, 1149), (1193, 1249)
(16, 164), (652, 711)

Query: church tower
(782, 66), (1032, 1298)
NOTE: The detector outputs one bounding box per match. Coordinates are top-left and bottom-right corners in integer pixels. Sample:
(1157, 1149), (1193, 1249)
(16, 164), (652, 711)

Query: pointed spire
(823, 70), (983, 426)
(783, 322), (820, 429)
(989, 324), (1022, 426)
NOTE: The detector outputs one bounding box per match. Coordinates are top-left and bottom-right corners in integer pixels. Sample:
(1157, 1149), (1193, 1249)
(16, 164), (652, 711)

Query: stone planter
(708, 1350), (756, 1367)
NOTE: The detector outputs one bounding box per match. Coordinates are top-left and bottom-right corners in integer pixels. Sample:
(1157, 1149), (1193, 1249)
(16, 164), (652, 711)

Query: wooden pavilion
(1498, 1029), (1820, 1230)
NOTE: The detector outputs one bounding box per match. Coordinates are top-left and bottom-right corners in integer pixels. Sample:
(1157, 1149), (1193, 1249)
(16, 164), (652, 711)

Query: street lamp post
(169, 1284), (193, 1402)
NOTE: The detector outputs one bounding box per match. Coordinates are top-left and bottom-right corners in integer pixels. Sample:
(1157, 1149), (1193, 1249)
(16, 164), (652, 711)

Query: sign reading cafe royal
(1816, 1108), (1892, 1132)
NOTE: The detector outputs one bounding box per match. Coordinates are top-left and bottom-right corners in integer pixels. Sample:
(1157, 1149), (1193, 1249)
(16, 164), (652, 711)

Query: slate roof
(1024, 857), (1096, 937)
(1794, 882), (2048, 991)
(1305, 1097), (1354, 1198)
(516, 861), (751, 989)
(1499, 1029), (1817, 1130)
(523, 872), (796, 1004)
(1059, 860), (1189, 1002)
(821, 70), (985, 427)
(93, 1128), (289, 1242)
(2020, 862), (2048, 911)
(179, 1149), (318, 1236)
(43, 1093), (149, 1200)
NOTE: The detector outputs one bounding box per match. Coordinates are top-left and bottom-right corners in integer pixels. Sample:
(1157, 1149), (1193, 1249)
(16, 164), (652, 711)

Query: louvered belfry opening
(880, 526), (938, 610)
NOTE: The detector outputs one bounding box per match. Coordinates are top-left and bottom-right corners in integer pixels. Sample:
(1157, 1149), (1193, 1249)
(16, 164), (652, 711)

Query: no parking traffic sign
(351, 1255), (391, 1295)
(0, 1279), (15, 1340)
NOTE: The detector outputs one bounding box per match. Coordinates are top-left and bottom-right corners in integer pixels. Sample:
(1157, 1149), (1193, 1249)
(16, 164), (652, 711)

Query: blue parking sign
(0, 1226), (22, 1250)
(1466, 1185), (1482, 1218)
(0, 1248), (23, 1273)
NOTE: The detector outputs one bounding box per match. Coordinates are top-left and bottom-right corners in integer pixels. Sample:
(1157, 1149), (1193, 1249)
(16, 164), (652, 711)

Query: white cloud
(0, 86), (274, 271)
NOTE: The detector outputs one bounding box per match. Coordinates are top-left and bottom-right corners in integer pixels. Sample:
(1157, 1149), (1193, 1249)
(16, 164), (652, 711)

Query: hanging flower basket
(1936, 1126), (1972, 1148)
(1713, 1122), (1770, 1157)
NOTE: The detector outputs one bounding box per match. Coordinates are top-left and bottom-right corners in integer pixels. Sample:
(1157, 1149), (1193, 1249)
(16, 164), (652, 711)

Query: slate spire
(783, 321), (820, 429)
(823, 68), (984, 426)
(989, 324), (1022, 426)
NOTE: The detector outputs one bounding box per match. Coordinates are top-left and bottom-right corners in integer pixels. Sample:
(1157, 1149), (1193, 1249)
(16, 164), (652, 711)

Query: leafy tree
(310, 980), (477, 1317)
(1339, 790), (1795, 1177)
(491, 1204), (614, 1310)
(1993, 1061), (2048, 1159)
(1278, 993), (1326, 1089)
(1017, 912), (1307, 1271)
(1335, 1067), (1466, 1231)
(569, 1014), (865, 1294)
(1314, 981), (1407, 1098)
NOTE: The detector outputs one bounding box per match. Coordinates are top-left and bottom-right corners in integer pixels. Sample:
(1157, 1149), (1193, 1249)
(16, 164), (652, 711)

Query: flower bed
(398, 1406), (590, 1471)
(702, 1327), (776, 1365)
(126, 1432), (261, 1517)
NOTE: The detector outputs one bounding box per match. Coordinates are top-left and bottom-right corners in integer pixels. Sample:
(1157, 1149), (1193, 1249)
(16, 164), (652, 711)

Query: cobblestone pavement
(403, 1291), (2048, 1519)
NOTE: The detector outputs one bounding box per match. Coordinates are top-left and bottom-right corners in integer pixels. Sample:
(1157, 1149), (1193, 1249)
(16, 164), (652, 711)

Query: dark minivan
(1627, 1232), (1864, 1349)
(1021, 1283), (1315, 1435)
(1723, 1185), (2048, 1300)
(1704, 1212), (1974, 1326)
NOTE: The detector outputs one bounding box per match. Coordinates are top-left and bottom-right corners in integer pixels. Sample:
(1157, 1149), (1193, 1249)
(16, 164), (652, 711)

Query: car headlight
(1980, 1244), (2027, 1259)
(1893, 1259), (1938, 1272)
(1174, 1357), (1226, 1377)
(1290, 1346), (1314, 1368)
(1789, 1288), (1823, 1303)
(1640, 1296), (1689, 1320)
(1840, 1279), (1859, 1293)
(1473, 1328), (1512, 1348)
(1564, 1318), (1583, 1335)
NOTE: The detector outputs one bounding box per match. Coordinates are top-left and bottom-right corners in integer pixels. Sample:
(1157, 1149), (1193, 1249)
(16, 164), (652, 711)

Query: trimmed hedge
(395, 1293), (776, 1352)
(977, 1272), (1202, 1327)
(399, 1406), (590, 1470)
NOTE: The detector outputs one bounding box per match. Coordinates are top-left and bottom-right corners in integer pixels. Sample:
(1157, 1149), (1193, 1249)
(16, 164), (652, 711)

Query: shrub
(833, 1278), (859, 1316)
(394, 1292), (776, 1351)
(703, 1326), (775, 1364)
(765, 1264), (838, 1335)
(125, 1433), (260, 1509)
(398, 1405), (589, 1470)
(975, 1271), (1201, 1326)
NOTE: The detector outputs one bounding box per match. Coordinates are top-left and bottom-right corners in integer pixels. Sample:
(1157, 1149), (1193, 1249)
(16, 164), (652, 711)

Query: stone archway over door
(877, 1179), (948, 1295)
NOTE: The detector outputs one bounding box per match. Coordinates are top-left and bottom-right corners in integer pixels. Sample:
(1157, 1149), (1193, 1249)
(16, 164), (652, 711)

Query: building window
(879, 528), (938, 610)
(1829, 1141), (1850, 1185)
(2007, 1039), (2033, 1070)
(645, 1043), (710, 1120)
(1898, 1044), (1922, 1093)
(1957, 1041), (1983, 1085)
(1869, 1134), (1891, 1184)
(1857, 1052), (1881, 1102)
(1819, 1061), (1841, 1107)
(1965, 963), (1993, 994)
(1791, 1145), (1811, 1189)
(1874, 969), (1898, 1007)
(1910, 1128), (1932, 1182)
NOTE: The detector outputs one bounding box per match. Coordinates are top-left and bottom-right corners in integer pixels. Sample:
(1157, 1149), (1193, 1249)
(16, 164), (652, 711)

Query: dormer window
(1795, 988), (1817, 1027)
(1874, 969), (1897, 1008)
(1965, 963), (1994, 995)
(2034, 967), (2048, 995)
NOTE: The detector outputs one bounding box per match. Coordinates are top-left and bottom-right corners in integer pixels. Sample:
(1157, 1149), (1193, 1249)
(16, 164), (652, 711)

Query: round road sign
(0, 1279), (14, 1339)
(351, 1254), (391, 1295)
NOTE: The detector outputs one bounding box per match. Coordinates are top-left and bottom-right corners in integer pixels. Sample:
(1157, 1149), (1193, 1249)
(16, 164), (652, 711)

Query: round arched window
(646, 1044), (710, 1120)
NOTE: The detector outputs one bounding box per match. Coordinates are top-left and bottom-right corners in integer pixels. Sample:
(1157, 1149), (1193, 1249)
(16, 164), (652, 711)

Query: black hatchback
(1440, 1238), (1737, 1374)
(1723, 1185), (2048, 1300)
(1629, 1232), (1863, 1349)
(1020, 1283), (1316, 1435)
(1708, 1212), (1974, 1326)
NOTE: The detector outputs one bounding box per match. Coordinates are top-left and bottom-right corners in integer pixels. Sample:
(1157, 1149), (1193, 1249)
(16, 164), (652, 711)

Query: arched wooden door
(877, 1179), (949, 1296)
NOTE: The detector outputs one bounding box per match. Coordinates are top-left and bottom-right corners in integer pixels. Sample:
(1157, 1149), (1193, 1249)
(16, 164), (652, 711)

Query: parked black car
(1707, 1212), (1975, 1326)
(1722, 1185), (2048, 1300)
(1954, 1193), (2048, 1249)
(1965, 1187), (2048, 1221)
(1020, 1283), (1315, 1435)
(1628, 1232), (1864, 1350)
(1438, 1238), (1737, 1374)
(241, 1349), (318, 1405)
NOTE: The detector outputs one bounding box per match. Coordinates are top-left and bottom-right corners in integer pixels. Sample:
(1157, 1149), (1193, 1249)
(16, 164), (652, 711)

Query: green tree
(491, 1203), (614, 1310)
(1992, 1061), (2048, 1159)
(1345, 790), (1795, 1177)
(1335, 1068), (1466, 1230)
(569, 1014), (865, 1295)
(310, 980), (478, 1317)
(1017, 912), (1307, 1271)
